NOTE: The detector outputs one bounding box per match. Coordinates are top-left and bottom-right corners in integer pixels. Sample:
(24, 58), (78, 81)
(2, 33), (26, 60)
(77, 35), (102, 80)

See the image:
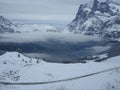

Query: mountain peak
(0, 16), (13, 26)
(68, 0), (120, 41)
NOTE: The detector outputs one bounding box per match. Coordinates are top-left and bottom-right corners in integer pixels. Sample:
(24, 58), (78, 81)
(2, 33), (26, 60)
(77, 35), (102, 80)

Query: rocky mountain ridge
(68, 0), (120, 41)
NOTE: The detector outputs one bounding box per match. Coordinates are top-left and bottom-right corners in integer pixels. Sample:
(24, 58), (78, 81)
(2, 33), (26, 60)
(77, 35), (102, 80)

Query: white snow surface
(14, 24), (62, 33)
(0, 52), (120, 90)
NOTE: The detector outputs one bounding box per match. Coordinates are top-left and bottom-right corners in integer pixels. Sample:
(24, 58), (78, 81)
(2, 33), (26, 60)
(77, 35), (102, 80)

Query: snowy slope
(0, 16), (13, 27)
(0, 52), (120, 90)
(0, 16), (15, 33)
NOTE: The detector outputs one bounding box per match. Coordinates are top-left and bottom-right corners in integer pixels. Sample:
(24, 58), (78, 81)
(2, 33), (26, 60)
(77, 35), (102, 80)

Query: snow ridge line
(0, 66), (120, 86)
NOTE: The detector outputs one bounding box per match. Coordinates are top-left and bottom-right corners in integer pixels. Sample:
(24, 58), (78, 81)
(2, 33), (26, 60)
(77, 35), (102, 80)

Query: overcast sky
(0, 0), (91, 24)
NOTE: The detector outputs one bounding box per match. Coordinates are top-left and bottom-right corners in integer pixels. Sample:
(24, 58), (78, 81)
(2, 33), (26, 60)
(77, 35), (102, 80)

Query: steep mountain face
(68, 0), (120, 41)
(0, 16), (15, 33)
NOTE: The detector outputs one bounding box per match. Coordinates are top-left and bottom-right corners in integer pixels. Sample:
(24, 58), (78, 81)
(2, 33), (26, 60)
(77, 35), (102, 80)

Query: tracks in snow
(0, 66), (120, 86)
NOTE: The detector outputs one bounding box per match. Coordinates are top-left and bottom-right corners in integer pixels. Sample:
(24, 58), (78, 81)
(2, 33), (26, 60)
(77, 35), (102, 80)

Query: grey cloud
(86, 46), (111, 54)
(0, 32), (100, 43)
(0, 0), (91, 24)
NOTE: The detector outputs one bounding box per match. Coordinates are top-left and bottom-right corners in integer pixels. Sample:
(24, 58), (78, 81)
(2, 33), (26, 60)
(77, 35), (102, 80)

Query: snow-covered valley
(0, 0), (120, 90)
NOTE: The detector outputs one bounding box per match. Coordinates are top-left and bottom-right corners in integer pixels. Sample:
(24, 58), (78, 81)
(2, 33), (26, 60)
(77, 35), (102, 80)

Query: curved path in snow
(0, 66), (120, 86)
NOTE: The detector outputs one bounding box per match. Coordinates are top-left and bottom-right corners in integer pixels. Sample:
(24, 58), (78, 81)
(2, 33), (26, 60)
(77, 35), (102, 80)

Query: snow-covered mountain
(68, 0), (120, 41)
(0, 16), (62, 33)
(0, 16), (13, 26)
(0, 52), (120, 90)
(15, 24), (62, 33)
(0, 16), (15, 33)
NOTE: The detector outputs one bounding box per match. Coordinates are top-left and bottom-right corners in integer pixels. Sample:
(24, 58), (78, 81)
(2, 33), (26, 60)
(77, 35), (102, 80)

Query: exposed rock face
(68, 0), (120, 41)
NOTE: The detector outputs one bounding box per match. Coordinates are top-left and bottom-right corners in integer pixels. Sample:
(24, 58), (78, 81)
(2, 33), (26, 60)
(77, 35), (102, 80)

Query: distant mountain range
(68, 0), (120, 41)
(0, 16), (62, 33)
